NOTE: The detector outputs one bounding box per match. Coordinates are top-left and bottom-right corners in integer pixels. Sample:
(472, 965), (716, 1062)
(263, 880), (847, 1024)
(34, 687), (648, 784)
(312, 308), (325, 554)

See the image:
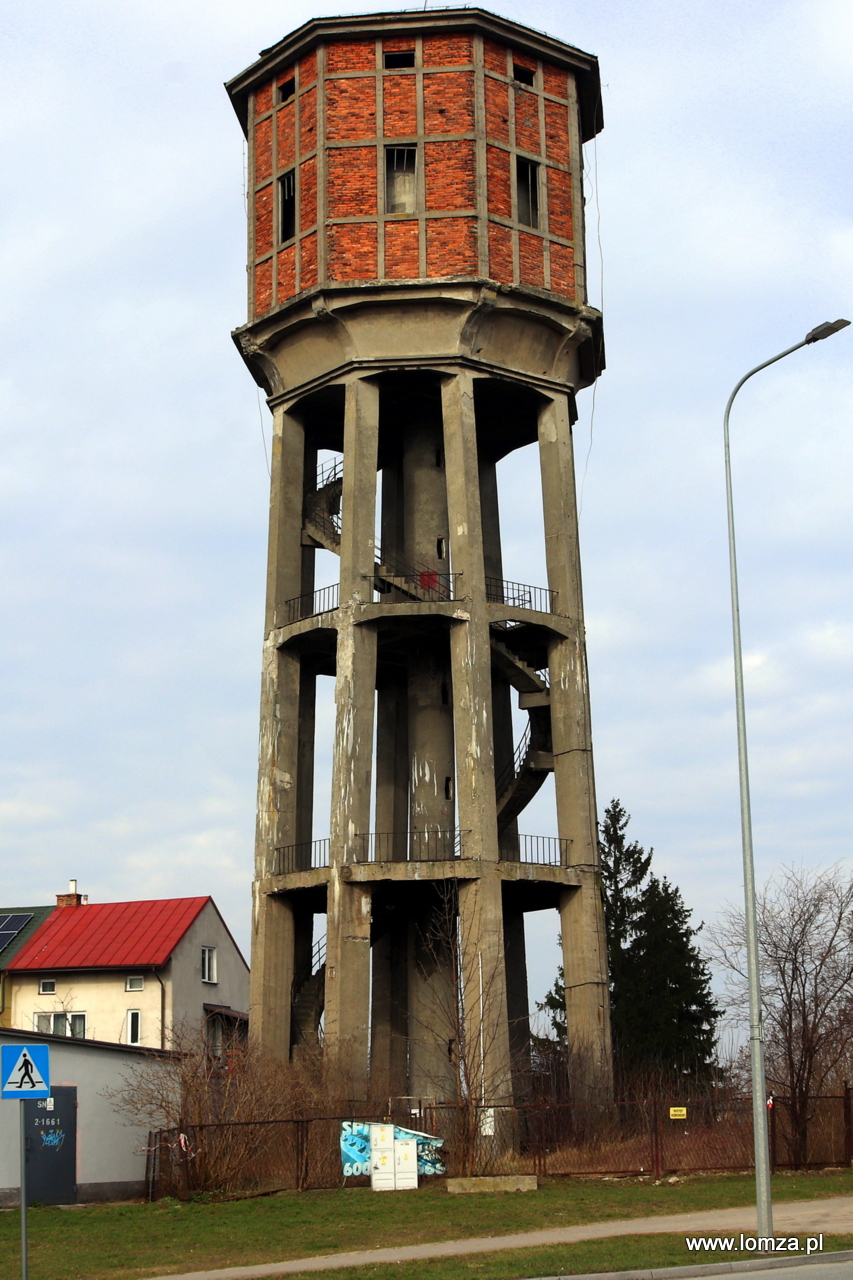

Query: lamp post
(723, 318), (850, 1237)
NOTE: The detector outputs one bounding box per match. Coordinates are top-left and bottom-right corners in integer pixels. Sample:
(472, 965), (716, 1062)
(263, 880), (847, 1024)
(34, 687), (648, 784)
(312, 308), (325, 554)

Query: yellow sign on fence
(669, 1106), (687, 1120)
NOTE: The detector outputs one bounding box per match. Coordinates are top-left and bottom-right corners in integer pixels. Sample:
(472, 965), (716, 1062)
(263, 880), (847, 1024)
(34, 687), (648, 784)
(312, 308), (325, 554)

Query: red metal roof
(7, 897), (210, 971)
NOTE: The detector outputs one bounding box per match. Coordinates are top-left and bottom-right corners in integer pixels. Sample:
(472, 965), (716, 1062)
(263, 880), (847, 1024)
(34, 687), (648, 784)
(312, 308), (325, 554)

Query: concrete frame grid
(228, 8), (613, 1107)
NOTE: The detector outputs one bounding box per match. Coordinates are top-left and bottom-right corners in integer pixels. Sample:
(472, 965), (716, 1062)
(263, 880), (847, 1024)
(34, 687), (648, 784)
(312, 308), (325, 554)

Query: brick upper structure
(227, 9), (602, 321)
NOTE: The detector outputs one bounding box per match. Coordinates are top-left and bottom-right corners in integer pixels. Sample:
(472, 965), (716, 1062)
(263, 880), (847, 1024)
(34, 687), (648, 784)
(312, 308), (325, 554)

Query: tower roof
(226, 7), (602, 142)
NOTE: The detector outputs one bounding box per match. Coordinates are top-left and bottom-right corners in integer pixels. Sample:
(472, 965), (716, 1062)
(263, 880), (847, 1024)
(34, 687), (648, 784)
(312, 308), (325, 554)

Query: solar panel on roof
(0, 913), (34, 956)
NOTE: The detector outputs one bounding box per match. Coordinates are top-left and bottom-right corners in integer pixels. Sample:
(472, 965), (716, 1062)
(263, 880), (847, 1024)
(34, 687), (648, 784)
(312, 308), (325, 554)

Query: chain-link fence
(145, 1092), (853, 1199)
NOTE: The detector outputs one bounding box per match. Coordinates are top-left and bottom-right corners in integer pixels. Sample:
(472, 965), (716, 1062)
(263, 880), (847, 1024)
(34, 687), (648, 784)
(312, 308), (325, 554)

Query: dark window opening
(436, 537), (445, 560)
(444, 776), (454, 801)
(512, 63), (535, 86)
(279, 170), (296, 242)
(385, 50), (415, 69)
(278, 77), (295, 103)
(385, 147), (417, 215)
(516, 157), (539, 228)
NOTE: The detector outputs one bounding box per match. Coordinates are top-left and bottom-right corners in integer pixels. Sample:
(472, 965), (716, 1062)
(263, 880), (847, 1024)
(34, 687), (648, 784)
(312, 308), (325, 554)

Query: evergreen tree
(537, 799), (721, 1090)
(618, 873), (720, 1082)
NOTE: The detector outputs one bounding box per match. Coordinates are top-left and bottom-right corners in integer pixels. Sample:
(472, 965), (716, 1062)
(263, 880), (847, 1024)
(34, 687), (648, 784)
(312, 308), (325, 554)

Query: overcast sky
(2, 0), (851, 1015)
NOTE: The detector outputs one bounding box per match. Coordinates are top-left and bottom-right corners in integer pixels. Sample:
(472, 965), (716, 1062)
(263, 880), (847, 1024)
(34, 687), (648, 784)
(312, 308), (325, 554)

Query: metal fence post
(843, 1083), (852, 1168)
(652, 1100), (662, 1180)
(768, 1097), (777, 1173)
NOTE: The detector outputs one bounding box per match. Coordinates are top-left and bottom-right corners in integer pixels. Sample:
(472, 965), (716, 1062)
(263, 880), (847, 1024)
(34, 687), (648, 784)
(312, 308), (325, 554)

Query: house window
(38, 978), (56, 995)
(278, 77), (295, 103)
(201, 945), (218, 984)
(516, 157), (539, 228)
(127, 1010), (141, 1045)
(35, 1012), (85, 1037)
(385, 147), (417, 215)
(512, 63), (536, 86)
(125, 975), (144, 992)
(279, 170), (296, 242)
(384, 50), (415, 69)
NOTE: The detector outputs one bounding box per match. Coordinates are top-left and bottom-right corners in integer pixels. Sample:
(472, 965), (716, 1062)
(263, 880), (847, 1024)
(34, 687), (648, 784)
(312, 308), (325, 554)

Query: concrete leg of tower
(408, 889), (458, 1100)
(370, 915), (408, 1103)
(503, 903), (532, 1097)
(249, 403), (310, 1054)
(538, 393), (612, 1093)
(324, 377), (380, 1099)
(374, 675), (408, 861)
(441, 371), (514, 1105)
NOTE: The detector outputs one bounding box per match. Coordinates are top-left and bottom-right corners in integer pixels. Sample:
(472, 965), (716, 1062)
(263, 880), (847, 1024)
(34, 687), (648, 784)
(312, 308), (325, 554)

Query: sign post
(2, 1044), (51, 1280)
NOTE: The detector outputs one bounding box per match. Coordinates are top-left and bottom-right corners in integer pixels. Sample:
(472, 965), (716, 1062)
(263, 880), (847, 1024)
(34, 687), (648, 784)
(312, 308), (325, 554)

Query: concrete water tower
(227, 7), (611, 1105)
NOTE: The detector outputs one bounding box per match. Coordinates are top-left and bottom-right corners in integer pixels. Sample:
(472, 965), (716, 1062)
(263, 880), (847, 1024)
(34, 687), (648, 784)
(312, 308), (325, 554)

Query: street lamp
(723, 317), (850, 1237)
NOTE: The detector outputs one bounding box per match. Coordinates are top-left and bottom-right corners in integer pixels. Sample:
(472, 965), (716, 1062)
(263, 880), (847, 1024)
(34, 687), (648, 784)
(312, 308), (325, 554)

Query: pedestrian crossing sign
(1, 1044), (50, 1099)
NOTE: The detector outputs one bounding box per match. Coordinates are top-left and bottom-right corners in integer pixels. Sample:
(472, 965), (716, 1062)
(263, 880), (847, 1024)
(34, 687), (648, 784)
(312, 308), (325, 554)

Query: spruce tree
(538, 799), (721, 1091)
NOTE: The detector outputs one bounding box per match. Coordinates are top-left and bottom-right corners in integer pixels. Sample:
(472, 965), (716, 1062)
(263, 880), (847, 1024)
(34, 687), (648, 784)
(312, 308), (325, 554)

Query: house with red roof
(5, 883), (248, 1049)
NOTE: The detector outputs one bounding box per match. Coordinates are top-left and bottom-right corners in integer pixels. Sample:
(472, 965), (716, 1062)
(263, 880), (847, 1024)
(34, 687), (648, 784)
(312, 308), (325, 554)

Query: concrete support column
(325, 377), (380, 1096)
(457, 874), (513, 1105)
(370, 917), (409, 1102)
(408, 645), (456, 854)
(409, 892), (458, 1100)
(441, 371), (499, 863)
(503, 905), (532, 1098)
(266, 407), (308, 630)
(538, 393), (611, 1086)
(248, 890), (294, 1057)
(375, 676), (408, 861)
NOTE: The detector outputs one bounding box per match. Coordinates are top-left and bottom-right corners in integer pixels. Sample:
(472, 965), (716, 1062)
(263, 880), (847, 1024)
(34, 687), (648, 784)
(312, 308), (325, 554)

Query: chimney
(57, 877), (83, 908)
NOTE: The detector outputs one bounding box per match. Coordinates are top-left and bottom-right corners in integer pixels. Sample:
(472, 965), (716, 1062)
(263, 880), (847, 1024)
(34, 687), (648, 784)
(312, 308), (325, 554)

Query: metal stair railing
(495, 721), (532, 800)
(279, 583), (340, 626)
(273, 838), (331, 876)
(504, 835), (571, 866)
(315, 456), (343, 490)
(361, 829), (467, 862)
(486, 576), (556, 614)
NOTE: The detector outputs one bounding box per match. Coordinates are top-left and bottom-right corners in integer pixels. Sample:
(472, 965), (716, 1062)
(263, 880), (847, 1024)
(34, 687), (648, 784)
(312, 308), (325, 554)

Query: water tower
(227, 7), (611, 1104)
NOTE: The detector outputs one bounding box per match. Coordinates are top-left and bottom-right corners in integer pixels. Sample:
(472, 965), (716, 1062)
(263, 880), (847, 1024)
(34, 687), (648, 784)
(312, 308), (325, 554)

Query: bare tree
(708, 863), (853, 1166)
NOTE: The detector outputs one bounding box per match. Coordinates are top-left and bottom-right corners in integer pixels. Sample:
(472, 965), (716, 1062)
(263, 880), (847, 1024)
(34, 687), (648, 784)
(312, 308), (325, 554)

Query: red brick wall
(422, 34), (473, 66)
(542, 62), (567, 99)
(518, 230), (544, 287)
(384, 74), (417, 137)
(300, 85), (317, 154)
(385, 220), (419, 278)
(255, 183), (274, 256)
(300, 156), (317, 230)
(423, 71), (474, 133)
(300, 232), (318, 288)
(255, 117), (273, 183)
(277, 100), (295, 169)
(547, 167), (573, 240)
(514, 86), (540, 153)
(277, 244), (296, 298)
(483, 39), (507, 74)
(327, 146), (377, 218)
(484, 77), (510, 144)
(248, 33), (580, 316)
(425, 140), (475, 211)
(488, 221), (513, 279)
(326, 40), (374, 72)
(426, 217), (477, 276)
(329, 222), (378, 279)
(486, 145), (512, 218)
(326, 77), (376, 140)
(545, 100), (569, 161)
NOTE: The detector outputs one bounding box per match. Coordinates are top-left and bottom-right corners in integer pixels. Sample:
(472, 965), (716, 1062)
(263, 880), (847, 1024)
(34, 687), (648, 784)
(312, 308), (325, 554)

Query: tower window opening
(279, 170), (296, 242)
(512, 63), (535, 86)
(384, 49), (415, 69)
(436, 537), (445, 560)
(385, 147), (417, 215)
(278, 77), (295, 103)
(444, 776), (454, 801)
(516, 157), (539, 228)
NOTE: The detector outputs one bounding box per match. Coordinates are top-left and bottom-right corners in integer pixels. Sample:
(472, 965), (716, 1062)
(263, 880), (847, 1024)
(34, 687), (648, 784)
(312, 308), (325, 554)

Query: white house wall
(168, 901), (249, 1040)
(0, 1030), (154, 1205)
(10, 970), (169, 1049)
